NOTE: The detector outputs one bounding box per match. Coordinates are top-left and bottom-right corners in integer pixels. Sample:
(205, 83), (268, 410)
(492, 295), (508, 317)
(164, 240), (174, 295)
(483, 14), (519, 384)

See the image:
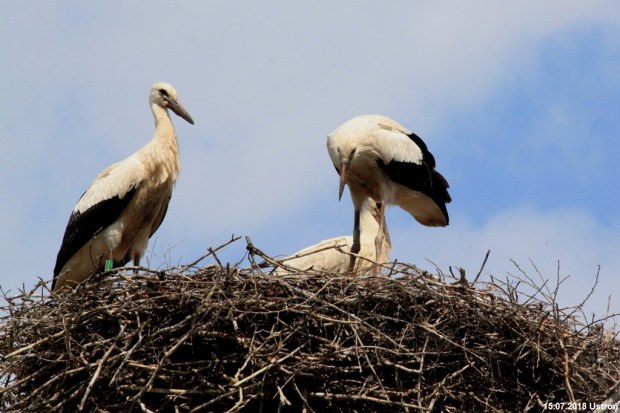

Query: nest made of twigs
(1, 237), (619, 412)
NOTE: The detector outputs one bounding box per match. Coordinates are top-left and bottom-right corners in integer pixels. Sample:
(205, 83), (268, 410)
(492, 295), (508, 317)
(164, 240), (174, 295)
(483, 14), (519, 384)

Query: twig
(291, 378), (315, 413)
(474, 250), (491, 283)
(78, 324), (126, 410)
(559, 337), (576, 404)
(234, 345), (304, 388)
(593, 379), (620, 412)
(310, 392), (430, 410)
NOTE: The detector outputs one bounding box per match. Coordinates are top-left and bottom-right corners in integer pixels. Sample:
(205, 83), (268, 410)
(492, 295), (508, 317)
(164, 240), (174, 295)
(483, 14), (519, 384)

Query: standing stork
(327, 114), (451, 272)
(52, 82), (194, 292)
(275, 198), (391, 275)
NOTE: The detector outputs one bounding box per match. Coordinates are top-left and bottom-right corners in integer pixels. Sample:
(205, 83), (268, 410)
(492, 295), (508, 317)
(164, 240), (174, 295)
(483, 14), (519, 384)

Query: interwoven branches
(1, 240), (619, 412)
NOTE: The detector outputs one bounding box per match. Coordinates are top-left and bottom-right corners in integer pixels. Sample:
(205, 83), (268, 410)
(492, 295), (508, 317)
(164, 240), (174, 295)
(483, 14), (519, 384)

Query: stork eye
(159, 89), (169, 97)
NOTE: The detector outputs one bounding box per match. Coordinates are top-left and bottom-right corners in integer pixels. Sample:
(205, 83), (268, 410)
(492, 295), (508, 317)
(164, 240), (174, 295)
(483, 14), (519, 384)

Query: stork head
(328, 115), (382, 201)
(327, 136), (358, 201)
(150, 82), (194, 125)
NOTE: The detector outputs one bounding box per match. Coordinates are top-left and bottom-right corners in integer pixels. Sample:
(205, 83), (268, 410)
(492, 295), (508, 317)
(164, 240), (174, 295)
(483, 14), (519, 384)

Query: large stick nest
(1, 238), (619, 412)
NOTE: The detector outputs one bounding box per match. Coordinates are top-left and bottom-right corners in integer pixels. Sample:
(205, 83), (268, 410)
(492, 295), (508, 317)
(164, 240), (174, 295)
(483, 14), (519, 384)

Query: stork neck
(152, 103), (177, 139)
(149, 102), (181, 178)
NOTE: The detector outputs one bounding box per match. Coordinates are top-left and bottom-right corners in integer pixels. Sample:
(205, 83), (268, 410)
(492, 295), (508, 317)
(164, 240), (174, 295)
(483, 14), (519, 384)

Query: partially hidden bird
(52, 82), (194, 291)
(275, 197), (391, 275)
(327, 114), (451, 273)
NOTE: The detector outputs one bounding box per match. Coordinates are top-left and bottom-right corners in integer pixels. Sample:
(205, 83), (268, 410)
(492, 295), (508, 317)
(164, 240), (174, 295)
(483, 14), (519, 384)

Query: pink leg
(373, 201), (386, 276)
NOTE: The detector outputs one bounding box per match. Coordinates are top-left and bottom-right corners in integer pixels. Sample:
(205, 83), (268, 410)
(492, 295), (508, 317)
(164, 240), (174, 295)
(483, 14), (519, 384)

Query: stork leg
(373, 201), (386, 277)
(348, 207), (361, 272)
(104, 250), (115, 271)
(133, 252), (141, 274)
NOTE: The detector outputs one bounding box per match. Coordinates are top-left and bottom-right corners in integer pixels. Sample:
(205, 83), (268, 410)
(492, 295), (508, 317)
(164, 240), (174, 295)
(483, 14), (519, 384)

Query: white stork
(327, 114), (451, 272)
(275, 198), (391, 275)
(52, 82), (194, 292)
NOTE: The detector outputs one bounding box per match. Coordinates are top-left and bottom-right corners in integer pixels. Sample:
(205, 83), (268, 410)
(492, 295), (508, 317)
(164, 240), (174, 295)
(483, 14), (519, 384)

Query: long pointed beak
(168, 99), (195, 125)
(338, 159), (350, 201)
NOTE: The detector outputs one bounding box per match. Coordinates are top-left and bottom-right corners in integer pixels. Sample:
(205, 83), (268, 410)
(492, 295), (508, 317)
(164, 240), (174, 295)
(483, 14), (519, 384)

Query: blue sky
(1, 2), (619, 322)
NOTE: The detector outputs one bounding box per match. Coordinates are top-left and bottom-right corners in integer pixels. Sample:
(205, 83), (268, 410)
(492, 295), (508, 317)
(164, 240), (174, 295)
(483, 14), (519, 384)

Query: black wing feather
(377, 132), (451, 223)
(52, 185), (139, 288)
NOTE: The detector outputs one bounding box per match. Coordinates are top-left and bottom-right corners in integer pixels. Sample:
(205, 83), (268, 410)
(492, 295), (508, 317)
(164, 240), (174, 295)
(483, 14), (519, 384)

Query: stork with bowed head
(275, 198), (391, 275)
(327, 114), (451, 273)
(52, 82), (194, 292)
